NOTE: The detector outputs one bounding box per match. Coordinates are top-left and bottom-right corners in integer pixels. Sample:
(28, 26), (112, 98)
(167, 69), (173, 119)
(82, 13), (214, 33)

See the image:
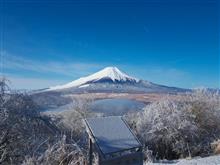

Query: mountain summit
(47, 67), (139, 91)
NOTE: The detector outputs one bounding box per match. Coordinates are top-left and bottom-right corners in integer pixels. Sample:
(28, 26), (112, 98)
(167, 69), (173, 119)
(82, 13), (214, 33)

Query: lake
(45, 98), (146, 116)
(90, 98), (146, 116)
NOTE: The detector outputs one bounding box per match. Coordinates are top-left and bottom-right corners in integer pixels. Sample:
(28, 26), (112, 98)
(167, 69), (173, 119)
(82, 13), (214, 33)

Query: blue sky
(0, 0), (219, 89)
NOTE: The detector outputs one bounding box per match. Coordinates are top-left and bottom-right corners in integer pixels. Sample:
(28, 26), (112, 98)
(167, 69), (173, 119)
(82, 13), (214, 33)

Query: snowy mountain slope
(42, 66), (188, 93)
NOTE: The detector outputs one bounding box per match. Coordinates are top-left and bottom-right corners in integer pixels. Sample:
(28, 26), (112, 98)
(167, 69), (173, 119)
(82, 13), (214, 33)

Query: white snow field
(146, 155), (220, 165)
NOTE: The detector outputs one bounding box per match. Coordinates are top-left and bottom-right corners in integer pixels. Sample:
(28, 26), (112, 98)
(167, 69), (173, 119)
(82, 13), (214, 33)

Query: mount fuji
(42, 67), (188, 94)
(46, 67), (138, 91)
(32, 67), (190, 109)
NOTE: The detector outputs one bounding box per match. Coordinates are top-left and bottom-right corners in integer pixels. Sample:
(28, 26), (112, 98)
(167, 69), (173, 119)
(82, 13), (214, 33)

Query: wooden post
(89, 138), (93, 165)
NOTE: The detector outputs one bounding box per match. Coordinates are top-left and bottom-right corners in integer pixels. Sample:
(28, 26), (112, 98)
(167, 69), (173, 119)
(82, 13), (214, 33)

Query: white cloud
(0, 51), (102, 77)
(0, 51), (197, 89)
(0, 51), (106, 89)
(123, 65), (191, 88)
(6, 75), (67, 90)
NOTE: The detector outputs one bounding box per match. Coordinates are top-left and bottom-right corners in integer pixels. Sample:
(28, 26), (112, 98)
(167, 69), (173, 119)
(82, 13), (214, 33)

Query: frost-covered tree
(0, 78), (60, 164)
(46, 94), (99, 163)
(0, 78), (88, 165)
(52, 95), (96, 140)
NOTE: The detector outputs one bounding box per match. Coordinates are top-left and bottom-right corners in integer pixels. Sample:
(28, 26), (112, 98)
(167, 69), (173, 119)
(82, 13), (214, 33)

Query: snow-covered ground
(146, 155), (220, 165)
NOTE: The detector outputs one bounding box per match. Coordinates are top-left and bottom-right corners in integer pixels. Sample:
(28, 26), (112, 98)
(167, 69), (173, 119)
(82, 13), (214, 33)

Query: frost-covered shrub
(135, 100), (198, 159)
(142, 147), (154, 162)
(184, 89), (220, 138)
(22, 135), (85, 165)
(211, 139), (220, 154)
(126, 90), (220, 160)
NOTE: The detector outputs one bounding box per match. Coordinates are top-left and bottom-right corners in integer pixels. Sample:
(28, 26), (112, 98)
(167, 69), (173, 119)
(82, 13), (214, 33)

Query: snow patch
(78, 84), (90, 88)
(145, 155), (220, 165)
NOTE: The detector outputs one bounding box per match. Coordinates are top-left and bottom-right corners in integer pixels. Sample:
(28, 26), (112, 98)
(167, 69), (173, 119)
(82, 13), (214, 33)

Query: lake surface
(45, 98), (146, 116)
(90, 98), (145, 116)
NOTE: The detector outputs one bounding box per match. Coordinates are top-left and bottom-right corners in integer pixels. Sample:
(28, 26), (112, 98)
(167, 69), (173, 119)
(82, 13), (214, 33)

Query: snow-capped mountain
(43, 66), (188, 93)
(46, 67), (139, 91)
(32, 67), (189, 109)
